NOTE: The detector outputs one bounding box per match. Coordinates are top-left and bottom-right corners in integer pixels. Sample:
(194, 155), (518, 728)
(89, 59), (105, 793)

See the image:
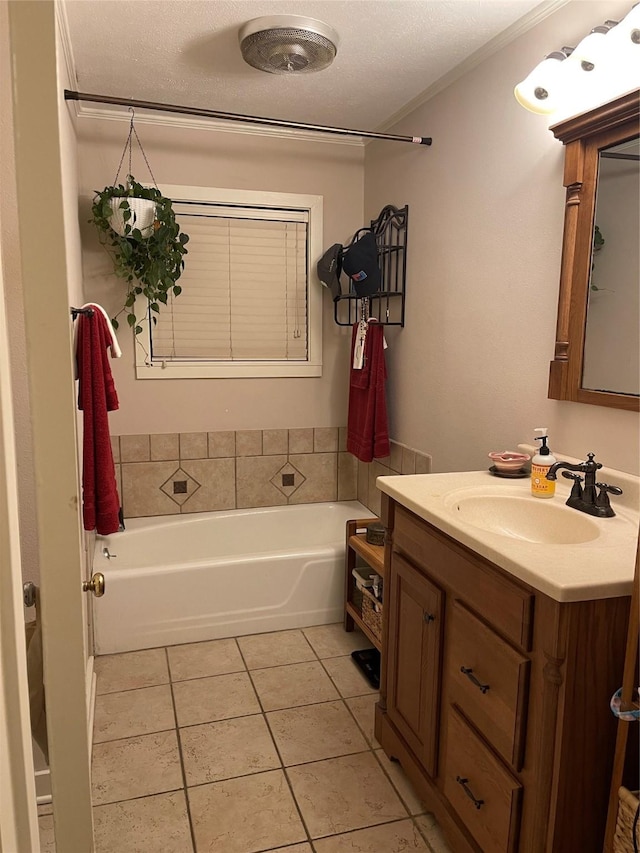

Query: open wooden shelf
(344, 518), (385, 653)
(348, 533), (385, 576)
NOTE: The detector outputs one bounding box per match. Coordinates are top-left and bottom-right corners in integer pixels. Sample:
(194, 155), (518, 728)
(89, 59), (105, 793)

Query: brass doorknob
(82, 572), (105, 597)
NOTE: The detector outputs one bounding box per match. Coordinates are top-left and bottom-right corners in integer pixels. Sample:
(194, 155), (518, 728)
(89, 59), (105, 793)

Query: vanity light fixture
(514, 3), (640, 116)
(513, 49), (572, 114)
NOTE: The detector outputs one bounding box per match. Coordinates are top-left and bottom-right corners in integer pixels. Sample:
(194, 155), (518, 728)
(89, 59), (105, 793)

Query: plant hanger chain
(113, 108), (159, 189)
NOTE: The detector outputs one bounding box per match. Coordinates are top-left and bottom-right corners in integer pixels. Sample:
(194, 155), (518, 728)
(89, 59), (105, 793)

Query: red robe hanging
(76, 310), (121, 534)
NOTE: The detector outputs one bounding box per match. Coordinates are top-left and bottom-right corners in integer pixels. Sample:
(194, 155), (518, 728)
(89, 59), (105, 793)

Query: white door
(0, 193), (40, 853)
(8, 1), (94, 850)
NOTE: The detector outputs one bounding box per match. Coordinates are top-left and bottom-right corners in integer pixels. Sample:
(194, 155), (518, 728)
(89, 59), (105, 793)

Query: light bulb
(565, 27), (610, 72)
(514, 52), (567, 114)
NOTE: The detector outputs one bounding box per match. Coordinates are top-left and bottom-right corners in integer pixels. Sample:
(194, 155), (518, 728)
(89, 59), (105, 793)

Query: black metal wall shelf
(334, 204), (408, 327)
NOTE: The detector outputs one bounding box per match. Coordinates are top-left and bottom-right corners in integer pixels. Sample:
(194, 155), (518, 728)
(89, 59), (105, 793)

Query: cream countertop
(376, 466), (639, 603)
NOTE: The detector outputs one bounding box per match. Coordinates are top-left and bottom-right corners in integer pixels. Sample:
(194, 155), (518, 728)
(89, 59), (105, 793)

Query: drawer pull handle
(460, 666), (490, 694)
(423, 612), (435, 624)
(456, 776), (485, 810)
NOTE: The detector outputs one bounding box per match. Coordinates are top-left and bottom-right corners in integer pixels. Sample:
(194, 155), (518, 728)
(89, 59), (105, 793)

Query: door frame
(8, 1), (94, 849)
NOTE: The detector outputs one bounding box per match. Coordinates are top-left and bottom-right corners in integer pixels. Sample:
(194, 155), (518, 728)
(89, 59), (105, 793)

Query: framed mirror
(548, 90), (639, 412)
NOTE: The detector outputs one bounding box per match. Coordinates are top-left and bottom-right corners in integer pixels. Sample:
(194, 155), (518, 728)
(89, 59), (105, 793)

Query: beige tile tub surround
(150, 432), (179, 461)
(208, 429), (235, 458)
(288, 452), (337, 504)
(236, 454), (288, 509)
(236, 429), (263, 456)
(120, 434), (151, 463)
(289, 427), (314, 453)
(263, 428), (288, 455)
(314, 427), (339, 453)
(179, 457), (235, 514)
(179, 431), (208, 460)
(115, 426), (366, 517)
(357, 439), (432, 515)
(121, 461), (180, 518)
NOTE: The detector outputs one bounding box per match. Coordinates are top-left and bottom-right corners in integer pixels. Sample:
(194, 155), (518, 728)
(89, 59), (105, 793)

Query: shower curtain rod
(64, 90), (432, 146)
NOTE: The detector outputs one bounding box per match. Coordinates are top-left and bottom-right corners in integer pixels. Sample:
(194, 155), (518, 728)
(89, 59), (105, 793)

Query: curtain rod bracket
(64, 90), (432, 147)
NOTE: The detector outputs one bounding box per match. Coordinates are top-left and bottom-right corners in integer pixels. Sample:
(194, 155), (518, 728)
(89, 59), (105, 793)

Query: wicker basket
(361, 588), (383, 643)
(613, 787), (639, 853)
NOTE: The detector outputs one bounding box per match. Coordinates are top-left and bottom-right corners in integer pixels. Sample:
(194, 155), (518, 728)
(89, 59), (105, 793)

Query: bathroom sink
(444, 491), (601, 544)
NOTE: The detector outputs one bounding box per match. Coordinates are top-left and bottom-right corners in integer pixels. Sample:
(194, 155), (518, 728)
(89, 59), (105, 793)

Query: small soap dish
(488, 451), (530, 474)
(489, 465), (529, 479)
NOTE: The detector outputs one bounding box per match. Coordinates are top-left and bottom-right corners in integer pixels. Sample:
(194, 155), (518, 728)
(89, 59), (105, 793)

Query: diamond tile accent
(160, 468), (201, 506)
(271, 462), (305, 497)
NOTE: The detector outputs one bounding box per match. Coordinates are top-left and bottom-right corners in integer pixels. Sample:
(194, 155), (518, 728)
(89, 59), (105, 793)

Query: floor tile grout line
(165, 646), (198, 853)
(411, 815), (439, 853)
(237, 642), (315, 848)
(370, 748), (419, 819)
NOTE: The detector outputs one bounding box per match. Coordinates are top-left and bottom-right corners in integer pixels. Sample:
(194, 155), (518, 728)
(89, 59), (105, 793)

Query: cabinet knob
(456, 776), (484, 810)
(423, 612), (435, 624)
(460, 666), (490, 694)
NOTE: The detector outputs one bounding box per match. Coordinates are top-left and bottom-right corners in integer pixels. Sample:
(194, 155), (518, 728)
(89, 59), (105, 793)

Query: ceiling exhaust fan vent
(239, 16), (339, 75)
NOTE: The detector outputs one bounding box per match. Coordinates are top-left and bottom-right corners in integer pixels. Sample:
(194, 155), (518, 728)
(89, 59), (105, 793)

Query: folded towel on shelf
(76, 308), (121, 535)
(347, 321), (390, 463)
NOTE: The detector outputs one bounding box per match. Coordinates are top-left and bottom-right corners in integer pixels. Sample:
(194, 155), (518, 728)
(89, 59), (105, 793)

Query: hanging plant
(89, 113), (189, 333)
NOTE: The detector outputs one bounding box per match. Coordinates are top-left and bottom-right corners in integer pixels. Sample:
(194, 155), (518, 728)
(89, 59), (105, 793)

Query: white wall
(77, 119), (364, 434)
(364, 0), (639, 475)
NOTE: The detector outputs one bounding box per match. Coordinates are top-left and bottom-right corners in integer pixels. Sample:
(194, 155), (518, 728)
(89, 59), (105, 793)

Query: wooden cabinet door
(386, 552), (443, 777)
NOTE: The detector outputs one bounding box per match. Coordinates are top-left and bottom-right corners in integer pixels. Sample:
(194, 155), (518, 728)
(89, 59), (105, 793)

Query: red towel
(347, 322), (390, 463)
(76, 310), (121, 534)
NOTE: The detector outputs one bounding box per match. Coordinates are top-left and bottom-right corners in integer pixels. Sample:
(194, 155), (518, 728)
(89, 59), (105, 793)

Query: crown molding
(73, 104), (365, 148)
(376, 0), (570, 133)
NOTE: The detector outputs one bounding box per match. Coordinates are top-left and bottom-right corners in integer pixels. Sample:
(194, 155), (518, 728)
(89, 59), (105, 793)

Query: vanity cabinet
(375, 496), (630, 853)
(386, 552), (442, 777)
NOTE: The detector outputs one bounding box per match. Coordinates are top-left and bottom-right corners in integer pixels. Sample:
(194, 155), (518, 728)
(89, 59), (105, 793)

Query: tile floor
(38, 623), (452, 853)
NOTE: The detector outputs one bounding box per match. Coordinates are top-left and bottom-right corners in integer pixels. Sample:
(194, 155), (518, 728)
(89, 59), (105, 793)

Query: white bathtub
(93, 500), (370, 654)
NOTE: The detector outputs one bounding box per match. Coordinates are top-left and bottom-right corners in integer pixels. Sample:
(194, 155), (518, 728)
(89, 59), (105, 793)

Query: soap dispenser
(531, 428), (556, 498)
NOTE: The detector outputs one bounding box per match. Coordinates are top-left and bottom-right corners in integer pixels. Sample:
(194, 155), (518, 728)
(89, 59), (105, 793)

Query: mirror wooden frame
(548, 89), (640, 412)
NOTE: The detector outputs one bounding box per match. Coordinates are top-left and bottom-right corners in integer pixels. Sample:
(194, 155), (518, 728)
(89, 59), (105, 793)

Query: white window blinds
(151, 204), (309, 362)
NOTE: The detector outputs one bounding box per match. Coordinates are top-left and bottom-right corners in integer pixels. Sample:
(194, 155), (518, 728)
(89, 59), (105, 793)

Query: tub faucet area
(546, 452), (623, 518)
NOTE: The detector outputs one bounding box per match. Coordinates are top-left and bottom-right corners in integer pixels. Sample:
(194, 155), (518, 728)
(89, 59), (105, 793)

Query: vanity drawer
(447, 601), (530, 770)
(443, 706), (522, 853)
(394, 506), (533, 650)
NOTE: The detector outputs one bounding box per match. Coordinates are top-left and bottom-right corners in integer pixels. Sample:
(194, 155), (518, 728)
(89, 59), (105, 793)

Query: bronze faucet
(546, 452), (623, 517)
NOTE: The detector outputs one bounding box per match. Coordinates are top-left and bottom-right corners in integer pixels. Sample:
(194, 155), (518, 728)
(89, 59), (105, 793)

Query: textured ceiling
(64, 0), (549, 130)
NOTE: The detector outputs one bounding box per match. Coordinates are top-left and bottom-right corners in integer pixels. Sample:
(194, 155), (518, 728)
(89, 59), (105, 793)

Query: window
(135, 185), (323, 379)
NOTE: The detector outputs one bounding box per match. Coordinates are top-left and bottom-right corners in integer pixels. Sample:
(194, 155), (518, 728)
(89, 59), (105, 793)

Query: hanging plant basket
(89, 111), (189, 333)
(108, 195), (156, 238)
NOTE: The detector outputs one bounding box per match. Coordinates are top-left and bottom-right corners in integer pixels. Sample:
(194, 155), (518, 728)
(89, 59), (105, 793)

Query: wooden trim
(551, 91), (640, 144)
(604, 538), (640, 851)
(548, 91), (640, 411)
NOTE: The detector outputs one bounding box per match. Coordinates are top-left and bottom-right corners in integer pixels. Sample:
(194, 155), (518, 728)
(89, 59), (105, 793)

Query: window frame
(134, 184), (323, 379)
